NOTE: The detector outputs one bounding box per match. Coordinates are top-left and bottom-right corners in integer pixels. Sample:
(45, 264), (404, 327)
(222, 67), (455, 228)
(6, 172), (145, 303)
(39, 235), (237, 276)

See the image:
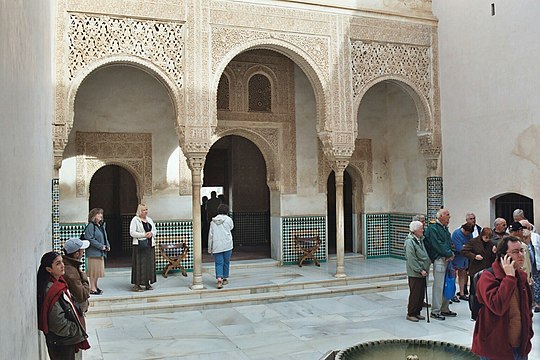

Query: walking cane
(425, 277), (430, 323)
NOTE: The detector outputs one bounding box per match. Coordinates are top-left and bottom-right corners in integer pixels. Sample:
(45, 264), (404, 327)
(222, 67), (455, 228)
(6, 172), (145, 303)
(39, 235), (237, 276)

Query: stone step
(87, 273), (408, 317)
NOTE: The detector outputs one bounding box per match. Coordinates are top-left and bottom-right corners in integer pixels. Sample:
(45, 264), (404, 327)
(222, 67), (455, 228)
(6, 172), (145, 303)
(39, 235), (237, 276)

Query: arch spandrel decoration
(68, 13), (184, 87)
(76, 132), (152, 198)
(351, 41), (431, 102)
(319, 139), (373, 194)
(351, 38), (441, 168)
(55, 12), (184, 168)
(210, 32), (330, 135)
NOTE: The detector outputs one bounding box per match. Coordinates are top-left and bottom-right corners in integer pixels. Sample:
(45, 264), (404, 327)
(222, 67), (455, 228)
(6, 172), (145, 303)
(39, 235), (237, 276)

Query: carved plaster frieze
(210, 0), (333, 35)
(75, 132), (152, 197)
(351, 40), (431, 102)
(319, 138), (373, 193)
(211, 27), (329, 80)
(64, 0), (185, 22)
(67, 12), (184, 87)
(350, 17), (433, 46)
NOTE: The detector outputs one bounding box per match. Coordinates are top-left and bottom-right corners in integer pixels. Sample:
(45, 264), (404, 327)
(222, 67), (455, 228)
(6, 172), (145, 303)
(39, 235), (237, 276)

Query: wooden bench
(294, 236), (321, 267)
(159, 242), (189, 278)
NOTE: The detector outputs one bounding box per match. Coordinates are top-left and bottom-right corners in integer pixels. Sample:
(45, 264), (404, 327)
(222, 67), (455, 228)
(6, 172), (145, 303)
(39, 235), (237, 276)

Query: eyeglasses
(507, 249), (525, 255)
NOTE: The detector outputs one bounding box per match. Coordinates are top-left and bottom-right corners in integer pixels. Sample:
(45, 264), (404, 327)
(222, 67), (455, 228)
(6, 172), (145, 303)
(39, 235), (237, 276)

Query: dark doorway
(202, 136), (271, 261)
(89, 165), (138, 267)
(327, 170), (353, 254)
(495, 193), (534, 225)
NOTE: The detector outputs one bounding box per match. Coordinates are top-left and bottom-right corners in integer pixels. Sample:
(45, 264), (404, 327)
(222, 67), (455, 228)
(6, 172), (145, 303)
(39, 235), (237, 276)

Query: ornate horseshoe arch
(211, 37), (330, 134)
(66, 55), (181, 143)
(213, 128), (278, 191)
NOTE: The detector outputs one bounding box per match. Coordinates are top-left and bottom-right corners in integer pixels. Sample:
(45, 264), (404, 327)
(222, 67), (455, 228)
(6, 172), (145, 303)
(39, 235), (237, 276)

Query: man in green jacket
(424, 208), (456, 320)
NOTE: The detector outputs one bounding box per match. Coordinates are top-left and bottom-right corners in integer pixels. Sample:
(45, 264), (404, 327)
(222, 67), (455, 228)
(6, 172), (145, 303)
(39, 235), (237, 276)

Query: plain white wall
(433, 0), (540, 228)
(0, 0), (53, 358)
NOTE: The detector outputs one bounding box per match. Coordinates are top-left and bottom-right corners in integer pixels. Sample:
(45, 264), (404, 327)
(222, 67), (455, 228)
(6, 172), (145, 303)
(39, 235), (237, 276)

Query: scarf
(39, 275), (91, 351)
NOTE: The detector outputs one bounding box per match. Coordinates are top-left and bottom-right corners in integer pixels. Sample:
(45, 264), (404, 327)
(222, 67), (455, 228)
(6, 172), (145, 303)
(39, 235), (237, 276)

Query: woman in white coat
(130, 204), (157, 291)
(208, 203), (234, 289)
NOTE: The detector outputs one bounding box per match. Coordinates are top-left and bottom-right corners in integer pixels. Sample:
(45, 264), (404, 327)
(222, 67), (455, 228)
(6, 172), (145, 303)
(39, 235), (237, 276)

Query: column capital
(185, 153), (206, 173)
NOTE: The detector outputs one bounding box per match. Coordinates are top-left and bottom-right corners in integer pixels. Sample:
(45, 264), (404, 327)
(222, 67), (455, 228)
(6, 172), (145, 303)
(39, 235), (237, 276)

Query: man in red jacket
(472, 235), (533, 360)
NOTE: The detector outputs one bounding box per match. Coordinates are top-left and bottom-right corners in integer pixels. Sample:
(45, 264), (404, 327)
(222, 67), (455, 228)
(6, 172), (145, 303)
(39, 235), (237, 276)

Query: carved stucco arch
(212, 39), (329, 133)
(65, 55), (181, 151)
(354, 75), (433, 134)
(212, 129), (277, 190)
(85, 161), (143, 202)
(243, 64), (279, 113)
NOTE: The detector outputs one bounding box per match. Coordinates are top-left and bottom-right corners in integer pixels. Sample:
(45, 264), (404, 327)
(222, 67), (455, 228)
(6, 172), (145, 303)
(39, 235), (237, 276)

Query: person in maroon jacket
(472, 235), (534, 360)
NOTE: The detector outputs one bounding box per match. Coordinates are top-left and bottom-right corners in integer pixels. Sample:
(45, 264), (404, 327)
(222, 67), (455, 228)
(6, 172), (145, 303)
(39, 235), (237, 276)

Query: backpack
(469, 267), (494, 321)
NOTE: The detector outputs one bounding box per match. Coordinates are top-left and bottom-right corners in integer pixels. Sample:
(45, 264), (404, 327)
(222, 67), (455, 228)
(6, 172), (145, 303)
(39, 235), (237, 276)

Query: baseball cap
(63, 237), (90, 254)
(508, 221), (524, 232)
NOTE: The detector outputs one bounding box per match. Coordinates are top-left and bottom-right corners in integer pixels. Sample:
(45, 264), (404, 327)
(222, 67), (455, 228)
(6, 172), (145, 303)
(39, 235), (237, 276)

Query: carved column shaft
(333, 159), (349, 278)
(187, 154), (206, 290)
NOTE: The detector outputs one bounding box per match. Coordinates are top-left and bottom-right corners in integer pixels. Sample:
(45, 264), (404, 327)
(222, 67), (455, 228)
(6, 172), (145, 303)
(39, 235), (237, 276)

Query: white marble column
(187, 155), (205, 290)
(334, 160), (348, 278)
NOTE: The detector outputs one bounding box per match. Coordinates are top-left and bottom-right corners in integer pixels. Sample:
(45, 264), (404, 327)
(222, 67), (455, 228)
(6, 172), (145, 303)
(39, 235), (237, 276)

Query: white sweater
(130, 216), (157, 246)
(208, 214), (234, 254)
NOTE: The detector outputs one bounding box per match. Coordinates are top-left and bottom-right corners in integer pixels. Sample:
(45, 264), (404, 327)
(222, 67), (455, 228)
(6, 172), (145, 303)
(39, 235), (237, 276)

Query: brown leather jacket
(461, 235), (496, 277)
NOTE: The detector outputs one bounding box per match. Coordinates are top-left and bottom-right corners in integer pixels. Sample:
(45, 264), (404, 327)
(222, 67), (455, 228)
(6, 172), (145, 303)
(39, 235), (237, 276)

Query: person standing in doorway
(84, 208), (110, 295)
(130, 204), (157, 292)
(208, 203), (234, 289)
(206, 191), (221, 223)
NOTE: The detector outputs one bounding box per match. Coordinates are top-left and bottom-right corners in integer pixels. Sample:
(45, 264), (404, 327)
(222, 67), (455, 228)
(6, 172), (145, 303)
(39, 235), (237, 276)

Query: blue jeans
(213, 249), (232, 279)
(480, 348), (527, 360)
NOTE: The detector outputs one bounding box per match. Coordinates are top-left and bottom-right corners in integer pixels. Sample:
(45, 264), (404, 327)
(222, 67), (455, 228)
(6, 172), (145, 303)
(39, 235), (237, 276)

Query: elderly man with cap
(62, 238), (91, 331)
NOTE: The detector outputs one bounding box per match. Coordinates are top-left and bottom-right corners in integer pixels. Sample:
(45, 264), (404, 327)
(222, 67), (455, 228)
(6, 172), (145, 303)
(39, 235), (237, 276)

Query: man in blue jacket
(424, 208), (456, 320)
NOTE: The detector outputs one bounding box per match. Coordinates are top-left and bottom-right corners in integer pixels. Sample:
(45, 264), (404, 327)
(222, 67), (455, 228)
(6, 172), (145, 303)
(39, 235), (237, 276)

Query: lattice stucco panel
(76, 132), (152, 197)
(68, 12), (184, 87)
(351, 41), (430, 101)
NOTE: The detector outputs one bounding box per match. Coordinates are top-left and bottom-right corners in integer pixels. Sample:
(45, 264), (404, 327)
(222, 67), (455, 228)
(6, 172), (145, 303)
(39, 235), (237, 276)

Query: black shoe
(451, 296), (460, 303)
(431, 312), (445, 320)
(441, 311), (457, 317)
(534, 307), (540, 313)
(459, 295), (469, 301)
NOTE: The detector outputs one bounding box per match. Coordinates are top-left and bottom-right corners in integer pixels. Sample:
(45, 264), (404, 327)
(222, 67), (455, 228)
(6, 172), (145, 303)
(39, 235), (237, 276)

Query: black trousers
(407, 276), (426, 316)
(46, 343), (75, 360)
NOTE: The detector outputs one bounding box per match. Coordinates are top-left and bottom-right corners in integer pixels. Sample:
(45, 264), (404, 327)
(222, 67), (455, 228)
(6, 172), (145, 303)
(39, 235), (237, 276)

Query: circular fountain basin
(335, 339), (477, 360)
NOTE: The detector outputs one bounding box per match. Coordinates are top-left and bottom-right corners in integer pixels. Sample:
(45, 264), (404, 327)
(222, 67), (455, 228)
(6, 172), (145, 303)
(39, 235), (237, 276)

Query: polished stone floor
(83, 257), (539, 359)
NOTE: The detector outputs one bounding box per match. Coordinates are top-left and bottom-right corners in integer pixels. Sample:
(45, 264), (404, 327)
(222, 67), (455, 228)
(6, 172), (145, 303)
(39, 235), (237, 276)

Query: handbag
(138, 239), (148, 250)
(443, 263), (456, 300)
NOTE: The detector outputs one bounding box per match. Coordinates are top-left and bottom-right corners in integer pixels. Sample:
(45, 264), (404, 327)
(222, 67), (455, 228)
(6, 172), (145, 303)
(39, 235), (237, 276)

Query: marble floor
(83, 257), (540, 359)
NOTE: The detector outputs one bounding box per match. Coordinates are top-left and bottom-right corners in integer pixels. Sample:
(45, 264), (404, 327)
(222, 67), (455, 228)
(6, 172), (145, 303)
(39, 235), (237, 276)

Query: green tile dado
(57, 220), (194, 273)
(282, 216), (326, 264)
(365, 213), (416, 259)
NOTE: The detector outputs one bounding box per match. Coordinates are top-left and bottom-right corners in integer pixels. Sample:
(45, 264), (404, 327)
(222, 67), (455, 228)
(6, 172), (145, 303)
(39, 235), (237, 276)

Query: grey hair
(494, 217), (506, 227)
(436, 208), (448, 219)
(513, 209), (524, 217)
(409, 221), (424, 233)
(412, 214), (425, 222)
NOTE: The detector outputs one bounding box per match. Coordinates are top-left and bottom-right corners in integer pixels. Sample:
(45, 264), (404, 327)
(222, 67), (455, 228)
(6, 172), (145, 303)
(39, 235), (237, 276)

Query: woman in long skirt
(130, 203), (157, 291)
